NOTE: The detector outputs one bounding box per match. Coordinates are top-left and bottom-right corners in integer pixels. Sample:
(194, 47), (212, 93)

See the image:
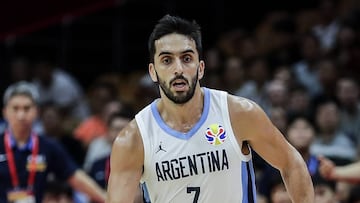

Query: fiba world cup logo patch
(205, 124), (227, 146)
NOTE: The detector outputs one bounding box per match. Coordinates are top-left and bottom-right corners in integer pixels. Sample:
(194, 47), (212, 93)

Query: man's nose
(173, 58), (184, 74)
(16, 110), (26, 120)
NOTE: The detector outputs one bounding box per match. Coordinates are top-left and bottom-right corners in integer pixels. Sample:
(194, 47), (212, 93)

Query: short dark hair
(148, 14), (203, 63)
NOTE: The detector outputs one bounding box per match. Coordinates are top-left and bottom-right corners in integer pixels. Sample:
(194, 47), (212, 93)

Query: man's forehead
(155, 33), (196, 54)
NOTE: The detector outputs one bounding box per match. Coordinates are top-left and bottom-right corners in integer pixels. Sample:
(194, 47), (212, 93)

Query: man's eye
(183, 56), (192, 62)
(162, 58), (171, 64)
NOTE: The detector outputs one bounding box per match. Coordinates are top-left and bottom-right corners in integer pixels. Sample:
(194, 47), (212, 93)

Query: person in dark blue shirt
(0, 81), (106, 203)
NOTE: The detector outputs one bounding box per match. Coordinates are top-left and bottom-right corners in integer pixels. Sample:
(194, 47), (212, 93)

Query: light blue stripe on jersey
(249, 160), (257, 202)
(241, 160), (256, 203)
(150, 87), (210, 140)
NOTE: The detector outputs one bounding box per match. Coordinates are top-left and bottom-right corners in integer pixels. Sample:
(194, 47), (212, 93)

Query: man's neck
(158, 87), (204, 132)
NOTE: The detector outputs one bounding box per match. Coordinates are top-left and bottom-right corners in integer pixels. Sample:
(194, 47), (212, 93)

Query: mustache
(170, 75), (188, 84)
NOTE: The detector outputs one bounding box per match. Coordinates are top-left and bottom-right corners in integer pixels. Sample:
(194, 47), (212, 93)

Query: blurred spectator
(259, 115), (321, 198)
(269, 107), (288, 135)
(336, 181), (351, 203)
(235, 57), (270, 109)
(318, 155), (360, 202)
(312, 0), (341, 53)
(287, 84), (313, 120)
(310, 100), (357, 164)
(291, 32), (322, 97)
(73, 80), (120, 147)
(312, 57), (339, 105)
(313, 177), (338, 203)
(288, 116), (320, 175)
(87, 109), (133, 187)
(272, 65), (294, 90)
(86, 109), (147, 203)
(42, 180), (73, 203)
(83, 101), (132, 172)
(268, 173), (292, 203)
(0, 56), (41, 135)
(40, 103), (86, 166)
(32, 55), (90, 122)
(263, 79), (289, 115)
(319, 154), (360, 183)
(0, 81), (106, 203)
(336, 77), (360, 146)
(333, 24), (360, 81)
(221, 56), (245, 94)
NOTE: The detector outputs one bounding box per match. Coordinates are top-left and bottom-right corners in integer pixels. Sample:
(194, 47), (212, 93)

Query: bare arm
(318, 156), (360, 183)
(229, 96), (314, 203)
(67, 169), (107, 203)
(106, 120), (144, 203)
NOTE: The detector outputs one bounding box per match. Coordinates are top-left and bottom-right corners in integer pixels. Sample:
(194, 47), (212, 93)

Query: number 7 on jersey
(187, 187), (200, 203)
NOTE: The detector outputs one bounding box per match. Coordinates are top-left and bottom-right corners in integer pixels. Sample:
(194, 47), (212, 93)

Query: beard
(156, 69), (198, 104)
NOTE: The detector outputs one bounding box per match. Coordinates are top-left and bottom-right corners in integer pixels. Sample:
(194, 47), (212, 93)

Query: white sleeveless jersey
(135, 88), (256, 203)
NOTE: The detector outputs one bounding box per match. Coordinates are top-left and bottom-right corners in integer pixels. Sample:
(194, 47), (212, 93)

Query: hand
(317, 155), (336, 180)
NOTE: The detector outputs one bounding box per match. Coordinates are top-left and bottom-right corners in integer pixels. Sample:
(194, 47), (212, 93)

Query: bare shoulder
(227, 94), (270, 140)
(111, 119), (143, 175)
(227, 94), (261, 116)
(113, 119), (143, 152)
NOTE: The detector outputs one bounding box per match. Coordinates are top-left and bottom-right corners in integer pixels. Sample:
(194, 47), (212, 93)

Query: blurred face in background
(270, 183), (292, 203)
(316, 102), (339, 133)
(41, 106), (63, 134)
(3, 95), (38, 135)
(267, 80), (288, 107)
(336, 78), (359, 109)
(314, 184), (337, 203)
(288, 88), (310, 113)
(287, 118), (315, 151)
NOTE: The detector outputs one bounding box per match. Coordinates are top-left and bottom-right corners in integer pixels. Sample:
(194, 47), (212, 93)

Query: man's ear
(149, 63), (158, 83)
(198, 60), (205, 80)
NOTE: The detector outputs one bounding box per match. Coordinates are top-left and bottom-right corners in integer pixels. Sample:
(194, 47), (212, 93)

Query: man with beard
(107, 15), (314, 203)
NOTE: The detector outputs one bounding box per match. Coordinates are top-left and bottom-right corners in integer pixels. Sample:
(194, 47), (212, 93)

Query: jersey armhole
(220, 91), (252, 162)
(135, 113), (151, 183)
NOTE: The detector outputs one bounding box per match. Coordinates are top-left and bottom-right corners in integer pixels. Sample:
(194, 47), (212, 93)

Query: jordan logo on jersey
(205, 124), (227, 146)
(156, 141), (167, 153)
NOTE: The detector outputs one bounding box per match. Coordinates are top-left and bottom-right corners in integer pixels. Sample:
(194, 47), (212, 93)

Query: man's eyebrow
(158, 49), (195, 57)
(158, 51), (172, 57)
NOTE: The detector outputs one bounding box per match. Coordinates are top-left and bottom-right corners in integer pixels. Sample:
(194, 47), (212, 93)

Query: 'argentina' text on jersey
(155, 149), (229, 181)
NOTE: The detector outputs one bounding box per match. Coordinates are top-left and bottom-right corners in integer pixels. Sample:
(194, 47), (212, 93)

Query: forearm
(106, 172), (141, 203)
(281, 156), (314, 203)
(333, 162), (360, 183)
(68, 170), (107, 203)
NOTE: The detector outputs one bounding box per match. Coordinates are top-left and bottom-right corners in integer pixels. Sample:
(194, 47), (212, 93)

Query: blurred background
(0, 0), (321, 88)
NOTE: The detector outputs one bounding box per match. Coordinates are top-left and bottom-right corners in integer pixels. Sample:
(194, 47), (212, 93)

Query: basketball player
(107, 14), (314, 203)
